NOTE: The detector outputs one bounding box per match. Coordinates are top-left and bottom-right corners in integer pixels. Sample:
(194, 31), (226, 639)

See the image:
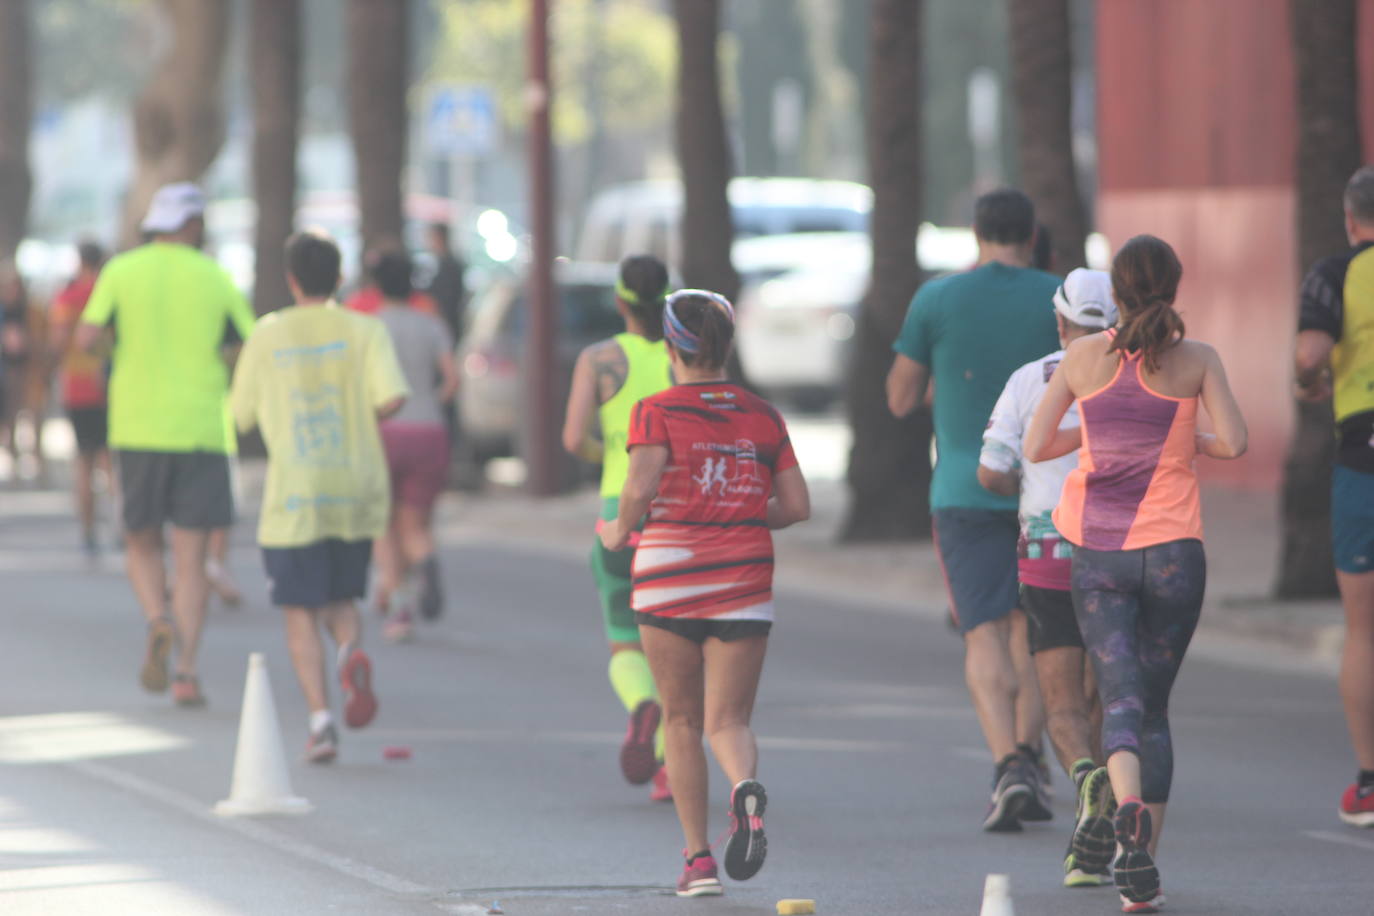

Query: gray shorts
(116, 449), (234, 532)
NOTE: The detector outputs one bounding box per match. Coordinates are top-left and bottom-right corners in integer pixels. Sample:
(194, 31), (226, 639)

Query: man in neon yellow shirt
(231, 230), (408, 762)
(77, 183), (255, 708)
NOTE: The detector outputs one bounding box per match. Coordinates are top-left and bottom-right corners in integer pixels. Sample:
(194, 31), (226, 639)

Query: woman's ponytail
(1109, 235), (1185, 372)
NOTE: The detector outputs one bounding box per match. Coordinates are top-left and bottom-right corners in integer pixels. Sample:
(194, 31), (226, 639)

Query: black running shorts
(116, 449), (234, 532)
(67, 406), (108, 456)
(635, 612), (772, 644)
(1019, 583), (1084, 654)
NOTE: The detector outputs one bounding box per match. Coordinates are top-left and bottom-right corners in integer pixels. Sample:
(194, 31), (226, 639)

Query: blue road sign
(426, 85), (498, 158)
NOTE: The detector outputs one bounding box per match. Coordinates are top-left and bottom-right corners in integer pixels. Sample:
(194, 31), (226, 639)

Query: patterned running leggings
(1071, 538), (1206, 804)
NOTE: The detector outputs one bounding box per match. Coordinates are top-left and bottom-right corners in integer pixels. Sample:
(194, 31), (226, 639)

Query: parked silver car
(456, 261), (625, 465)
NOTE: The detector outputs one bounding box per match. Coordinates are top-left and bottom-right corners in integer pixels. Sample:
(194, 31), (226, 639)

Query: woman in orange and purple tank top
(1026, 235), (1247, 915)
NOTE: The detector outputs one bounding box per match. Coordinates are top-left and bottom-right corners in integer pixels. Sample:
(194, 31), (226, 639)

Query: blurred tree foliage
(922, 0), (1016, 224)
(428, 0), (676, 146)
(33, 0), (150, 106)
(726, 0), (811, 176)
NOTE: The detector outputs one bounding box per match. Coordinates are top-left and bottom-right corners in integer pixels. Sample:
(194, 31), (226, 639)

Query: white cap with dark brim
(1052, 267), (1118, 330)
(140, 182), (207, 235)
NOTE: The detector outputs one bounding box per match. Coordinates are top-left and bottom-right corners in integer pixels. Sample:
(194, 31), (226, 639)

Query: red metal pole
(525, 0), (559, 496)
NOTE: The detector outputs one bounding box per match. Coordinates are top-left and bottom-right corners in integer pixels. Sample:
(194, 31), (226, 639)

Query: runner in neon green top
(563, 255), (674, 801)
(599, 331), (673, 498)
(75, 183), (255, 709)
(82, 246), (255, 453)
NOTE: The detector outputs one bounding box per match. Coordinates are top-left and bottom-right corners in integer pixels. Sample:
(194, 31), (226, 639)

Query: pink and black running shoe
(1113, 796), (1162, 911)
(723, 779), (767, 881)
(676, 851), (723, 897)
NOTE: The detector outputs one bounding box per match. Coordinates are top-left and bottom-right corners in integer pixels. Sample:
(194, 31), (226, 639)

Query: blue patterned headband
(662, 289), (735, 354)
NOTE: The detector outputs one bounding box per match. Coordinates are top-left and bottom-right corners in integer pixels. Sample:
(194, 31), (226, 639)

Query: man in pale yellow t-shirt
(230, 230), (408, 763)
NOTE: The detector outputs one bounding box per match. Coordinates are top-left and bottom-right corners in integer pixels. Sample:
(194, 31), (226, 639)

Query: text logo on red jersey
(691, 438), (764, 498)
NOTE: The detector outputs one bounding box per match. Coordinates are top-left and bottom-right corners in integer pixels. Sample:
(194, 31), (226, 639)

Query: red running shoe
(650, 765), (673, 802)
(171, 674), (206, 708)
(620, 700), (660, 785)
(676, 852), (723, 897)
(1339, 783), (1374, 828)
(339, 648), (378, 728)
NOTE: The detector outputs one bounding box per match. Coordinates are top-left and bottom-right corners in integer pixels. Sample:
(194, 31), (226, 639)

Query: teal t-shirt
(893, 262), (1061, 512)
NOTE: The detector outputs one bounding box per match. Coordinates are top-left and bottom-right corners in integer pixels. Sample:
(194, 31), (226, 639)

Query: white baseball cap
(1052, 268), (1118, 329)
(140, 182), (207, 234)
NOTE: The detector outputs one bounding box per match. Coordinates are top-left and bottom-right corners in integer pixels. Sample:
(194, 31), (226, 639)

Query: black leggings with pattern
(1071, 538), (1206, 804)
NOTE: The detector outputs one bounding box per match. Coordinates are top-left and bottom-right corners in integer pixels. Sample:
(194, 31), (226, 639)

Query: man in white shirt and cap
(978, 267), (1121, 889)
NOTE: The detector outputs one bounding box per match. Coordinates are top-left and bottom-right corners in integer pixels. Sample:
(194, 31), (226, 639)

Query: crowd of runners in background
(1, 169), (1371, 912)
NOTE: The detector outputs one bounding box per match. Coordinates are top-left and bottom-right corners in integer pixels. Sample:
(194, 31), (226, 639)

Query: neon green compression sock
(608, 650), (657, 714)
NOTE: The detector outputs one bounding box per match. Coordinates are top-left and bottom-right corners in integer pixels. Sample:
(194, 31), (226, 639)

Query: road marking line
(1303, 830), (1374, 853)
(365, 727), (904, 752)
(65, 758), (443, 903)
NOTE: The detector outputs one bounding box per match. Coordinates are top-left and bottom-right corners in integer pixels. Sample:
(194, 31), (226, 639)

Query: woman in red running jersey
(601, 289), (810, 897)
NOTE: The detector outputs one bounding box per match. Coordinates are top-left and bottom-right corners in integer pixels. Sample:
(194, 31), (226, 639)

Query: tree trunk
(841, 0), (931, 542)
(1008, 0), (1086, 273)
(121, 0), (230, 248)
(347, 0), (409, 252)
(251, 0), (301, 314)
(1279, 0), (1360, 598)
(672, 0), (739, 303)
(0, 0), (31, 265)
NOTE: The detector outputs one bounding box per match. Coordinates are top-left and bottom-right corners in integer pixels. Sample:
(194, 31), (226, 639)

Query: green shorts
(590, 497), (640, 644)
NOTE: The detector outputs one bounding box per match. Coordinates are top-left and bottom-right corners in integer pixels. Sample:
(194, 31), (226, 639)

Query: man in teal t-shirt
(887, 188), (1061, 833)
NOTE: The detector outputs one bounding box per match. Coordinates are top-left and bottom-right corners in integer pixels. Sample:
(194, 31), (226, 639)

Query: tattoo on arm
(591, 341), (628, 404)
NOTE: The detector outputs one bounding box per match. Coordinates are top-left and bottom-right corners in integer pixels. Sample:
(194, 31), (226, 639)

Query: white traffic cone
(978, 874), (1014, 916)
(214, 653), (312, 817)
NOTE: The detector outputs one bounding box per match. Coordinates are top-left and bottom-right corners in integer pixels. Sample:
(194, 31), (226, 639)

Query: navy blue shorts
(1333, 465), (1374, 574)
(262, 539), (372, 608)
(933, 508), (1019, 634)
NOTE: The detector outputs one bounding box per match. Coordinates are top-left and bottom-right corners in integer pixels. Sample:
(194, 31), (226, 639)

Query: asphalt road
(0, 493), (1368, 915)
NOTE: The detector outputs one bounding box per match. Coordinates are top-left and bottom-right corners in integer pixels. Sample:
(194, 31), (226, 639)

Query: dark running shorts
(1019, 583), (1084, 654)
(116, 449), (233, 531)
(262, 539), (373, 608)
(635, 612), (772, 644)
(933, 508), (1019, 634)
(1333, 465), (1374, 574)
(67, 406), (108, 455)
